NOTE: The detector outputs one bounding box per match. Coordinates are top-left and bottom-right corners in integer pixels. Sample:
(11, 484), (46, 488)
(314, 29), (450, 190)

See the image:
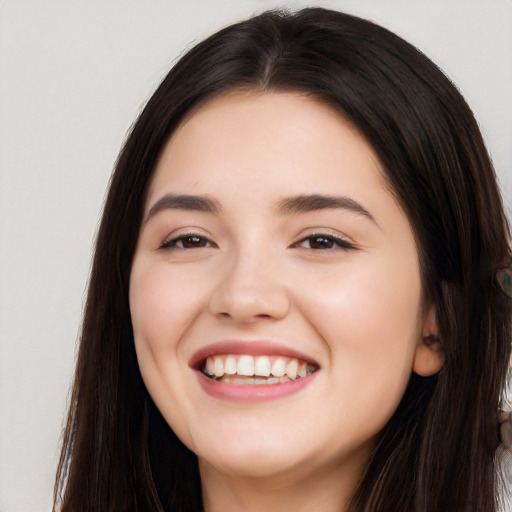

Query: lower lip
(196, 370), (317, 402)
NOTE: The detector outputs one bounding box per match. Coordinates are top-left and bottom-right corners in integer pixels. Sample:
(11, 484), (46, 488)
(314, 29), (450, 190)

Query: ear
(413, 304), (444, 377)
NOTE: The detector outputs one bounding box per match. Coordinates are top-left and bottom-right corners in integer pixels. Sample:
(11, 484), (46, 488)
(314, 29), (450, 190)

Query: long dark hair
(54, 8), (511, 512)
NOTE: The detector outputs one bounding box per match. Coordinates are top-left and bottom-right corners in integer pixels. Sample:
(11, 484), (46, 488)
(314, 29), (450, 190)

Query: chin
(198, 444), (312, 480)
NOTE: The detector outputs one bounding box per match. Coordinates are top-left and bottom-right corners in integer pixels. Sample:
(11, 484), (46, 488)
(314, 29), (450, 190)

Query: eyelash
(159, 234), (217, 250)
(291, 233), (356, 251)
(159, 233), (356, 251)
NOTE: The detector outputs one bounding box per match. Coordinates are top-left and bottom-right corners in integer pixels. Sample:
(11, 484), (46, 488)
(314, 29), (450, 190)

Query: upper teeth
(203, 354), (314, 380)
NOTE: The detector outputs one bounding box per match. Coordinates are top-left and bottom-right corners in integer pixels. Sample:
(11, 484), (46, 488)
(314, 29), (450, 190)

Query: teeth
(254, 356), (271, 377)
(203, 354), (316, 383)
(221, 376), (292, 385)
(224, 355), (237, 375)
(286, 359), (298, 380)
(222, 377), (255, 385)
(206, 357), (215, 376)
(213, 356), (224, 378)
(237, 355), (255, 376)
(270, 357), (286, 377)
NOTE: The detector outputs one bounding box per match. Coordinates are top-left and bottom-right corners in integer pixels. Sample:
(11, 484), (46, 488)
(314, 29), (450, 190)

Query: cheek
(130, 264), (210, 388)
(299, 253), (422, 405)
(129, 262), (209, 445)
(307, 253), (420, 330)
(129, 264), (206, 362)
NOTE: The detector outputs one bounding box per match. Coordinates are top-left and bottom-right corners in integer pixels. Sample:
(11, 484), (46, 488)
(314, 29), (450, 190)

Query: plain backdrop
(1, 1), (511, 511)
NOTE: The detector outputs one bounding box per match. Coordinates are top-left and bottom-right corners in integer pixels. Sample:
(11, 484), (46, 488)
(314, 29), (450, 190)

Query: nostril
(208, 274), (290, 322)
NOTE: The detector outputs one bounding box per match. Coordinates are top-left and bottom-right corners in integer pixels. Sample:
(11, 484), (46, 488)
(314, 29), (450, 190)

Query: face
(129, 92), (439, 485)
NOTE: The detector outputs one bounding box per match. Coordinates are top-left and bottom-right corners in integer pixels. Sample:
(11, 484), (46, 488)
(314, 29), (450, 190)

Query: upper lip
(189, 340), (320, 369)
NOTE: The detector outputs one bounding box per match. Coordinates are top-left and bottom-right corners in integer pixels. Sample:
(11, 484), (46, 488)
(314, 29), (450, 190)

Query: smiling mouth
(201, 354), (317, 384)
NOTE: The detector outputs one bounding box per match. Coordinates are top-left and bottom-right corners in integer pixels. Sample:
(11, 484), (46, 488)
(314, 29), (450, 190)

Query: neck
(199, 454), (367, 512)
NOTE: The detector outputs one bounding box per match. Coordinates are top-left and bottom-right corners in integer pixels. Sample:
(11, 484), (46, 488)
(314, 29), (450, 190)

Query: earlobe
(413, 305), (444, 377)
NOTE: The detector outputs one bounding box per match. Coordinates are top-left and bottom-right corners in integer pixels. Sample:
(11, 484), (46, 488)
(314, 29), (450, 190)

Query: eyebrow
(144, 192), (376, 225)
(277, 194), (376, 223)
(145, 193), (222, 223)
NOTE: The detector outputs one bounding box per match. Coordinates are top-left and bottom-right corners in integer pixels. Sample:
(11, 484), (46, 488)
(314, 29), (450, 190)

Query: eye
(160, 234), (217, 250)
(292, 233), (356, 251)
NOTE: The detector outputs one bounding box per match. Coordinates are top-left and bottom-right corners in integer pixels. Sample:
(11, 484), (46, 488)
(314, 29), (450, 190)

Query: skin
(129, 91), (443, 512)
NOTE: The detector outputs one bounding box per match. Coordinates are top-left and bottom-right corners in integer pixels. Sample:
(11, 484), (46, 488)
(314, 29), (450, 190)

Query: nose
(208, 250), (290, 323)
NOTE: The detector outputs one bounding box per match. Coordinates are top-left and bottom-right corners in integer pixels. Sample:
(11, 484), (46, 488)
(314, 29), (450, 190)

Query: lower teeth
(204, 373), (305, 384)
(217, 375), (294, 385)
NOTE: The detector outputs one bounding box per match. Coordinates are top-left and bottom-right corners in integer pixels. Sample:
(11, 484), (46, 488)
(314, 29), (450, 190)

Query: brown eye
(292, 234), (355, 251)
(307, 236), (336, 249)
(160, 234), (216, 250)
(180, 236), (209, 248)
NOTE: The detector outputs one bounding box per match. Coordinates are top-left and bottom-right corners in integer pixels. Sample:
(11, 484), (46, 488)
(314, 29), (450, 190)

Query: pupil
(183, 236), (203, 248)
(311, 236), (333, 249)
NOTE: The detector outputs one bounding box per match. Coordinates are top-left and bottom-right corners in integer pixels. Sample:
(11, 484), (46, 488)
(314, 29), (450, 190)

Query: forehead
(147, 91), (388, 203)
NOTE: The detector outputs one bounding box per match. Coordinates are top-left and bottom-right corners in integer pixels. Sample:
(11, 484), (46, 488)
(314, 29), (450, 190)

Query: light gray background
(1, 1), (511, 511)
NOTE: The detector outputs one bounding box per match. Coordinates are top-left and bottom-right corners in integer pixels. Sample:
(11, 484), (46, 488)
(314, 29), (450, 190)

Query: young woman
(54, 8), (512, 512)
